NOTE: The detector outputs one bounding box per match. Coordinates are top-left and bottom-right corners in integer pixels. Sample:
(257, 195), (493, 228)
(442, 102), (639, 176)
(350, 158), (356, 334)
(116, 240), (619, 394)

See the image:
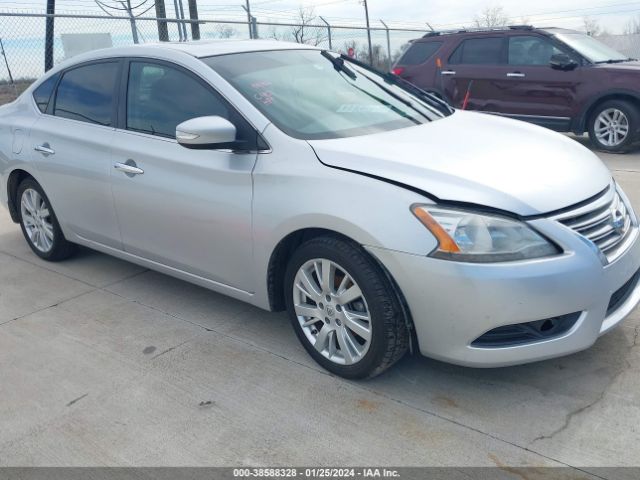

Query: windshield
(203, 49), (449, 140)
(555, 32), (629, 63)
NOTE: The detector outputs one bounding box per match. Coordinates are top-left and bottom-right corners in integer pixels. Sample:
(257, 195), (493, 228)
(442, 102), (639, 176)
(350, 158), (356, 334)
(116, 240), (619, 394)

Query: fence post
(45, 0), (55, 71)
(320, 16), (332, 50)
(251, 16), (258, 39)
(177, 0), (188, 41)
(155, 0), (169, 41)
(188, 0), (200, 40)
(380, 20), (392, 71)
(243, 1), (253, 39)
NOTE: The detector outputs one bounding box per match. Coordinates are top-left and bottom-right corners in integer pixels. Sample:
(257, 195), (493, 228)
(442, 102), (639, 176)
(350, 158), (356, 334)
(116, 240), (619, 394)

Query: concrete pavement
(0, 146), (639, 469)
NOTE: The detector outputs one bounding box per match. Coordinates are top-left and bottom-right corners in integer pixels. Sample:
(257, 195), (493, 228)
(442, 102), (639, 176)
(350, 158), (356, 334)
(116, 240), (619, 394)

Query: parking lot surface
(0, 141), (639, 469)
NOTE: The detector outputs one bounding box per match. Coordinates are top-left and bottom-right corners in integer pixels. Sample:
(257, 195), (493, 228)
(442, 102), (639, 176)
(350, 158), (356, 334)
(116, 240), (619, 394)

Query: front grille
(607, 269), (640, 316)
(471, 312), (581, 348)
(554, 188), (635, 263)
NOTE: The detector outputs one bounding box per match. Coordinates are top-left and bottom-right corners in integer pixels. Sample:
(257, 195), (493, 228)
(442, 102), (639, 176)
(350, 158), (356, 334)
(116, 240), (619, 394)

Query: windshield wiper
(338, 54), (453, 115)
(595, 58), (635, 64)
(321, 50), (357, 80)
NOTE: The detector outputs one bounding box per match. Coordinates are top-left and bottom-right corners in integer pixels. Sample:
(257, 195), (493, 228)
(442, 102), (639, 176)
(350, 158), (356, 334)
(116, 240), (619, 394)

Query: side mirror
(550, 53), (578, 71)
(176, 116), (237, 149)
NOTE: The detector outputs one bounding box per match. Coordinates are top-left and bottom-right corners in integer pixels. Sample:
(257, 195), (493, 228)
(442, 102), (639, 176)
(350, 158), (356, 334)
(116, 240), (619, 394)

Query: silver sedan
(1, 40), (639, 378)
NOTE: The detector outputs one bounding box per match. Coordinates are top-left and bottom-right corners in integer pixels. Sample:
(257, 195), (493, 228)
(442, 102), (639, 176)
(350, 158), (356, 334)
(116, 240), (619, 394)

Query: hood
(308, 111), (611, 217)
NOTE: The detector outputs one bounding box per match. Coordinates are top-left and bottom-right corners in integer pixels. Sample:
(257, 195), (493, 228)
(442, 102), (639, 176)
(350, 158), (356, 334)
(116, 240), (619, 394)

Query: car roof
(419, 25), (581, 40)
(56, 39), (319, 66)
(144, 39), (319, 58)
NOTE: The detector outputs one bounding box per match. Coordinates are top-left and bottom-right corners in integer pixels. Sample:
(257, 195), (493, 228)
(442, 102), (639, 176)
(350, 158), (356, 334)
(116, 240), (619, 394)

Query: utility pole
(0, 37), (14, 86)
(187, 0), (200, 40)
(45, 0), (55, 71)
(155, 0), (169, 41)
(123, 0), (139, 44)
(244, 0), (253, 39)
(361, 0), (373, 64)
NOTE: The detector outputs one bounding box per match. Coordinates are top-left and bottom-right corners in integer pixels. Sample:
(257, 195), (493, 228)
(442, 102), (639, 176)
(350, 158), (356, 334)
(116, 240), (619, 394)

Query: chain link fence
(0, 12), (425, 103)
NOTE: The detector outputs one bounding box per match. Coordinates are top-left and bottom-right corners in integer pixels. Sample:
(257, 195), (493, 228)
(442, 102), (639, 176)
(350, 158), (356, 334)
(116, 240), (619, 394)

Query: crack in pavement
(529, 328), (639, 445)
(151, 340), (192, 359)
(66, 393), (88, 407)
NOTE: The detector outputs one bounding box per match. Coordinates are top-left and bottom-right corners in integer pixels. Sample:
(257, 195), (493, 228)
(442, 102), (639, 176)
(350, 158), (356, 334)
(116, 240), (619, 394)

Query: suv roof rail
(422, 25), (533, 38)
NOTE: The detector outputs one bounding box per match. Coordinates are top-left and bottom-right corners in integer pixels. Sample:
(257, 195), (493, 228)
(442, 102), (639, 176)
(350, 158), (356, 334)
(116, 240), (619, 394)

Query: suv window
(508, 36), (563, 65)
(127, 61), (251, 142)
(449, 37), (504, 65)
(398, 41), (442, 65)
(54, 62), (118, 126)
(33, 73), (59, 113)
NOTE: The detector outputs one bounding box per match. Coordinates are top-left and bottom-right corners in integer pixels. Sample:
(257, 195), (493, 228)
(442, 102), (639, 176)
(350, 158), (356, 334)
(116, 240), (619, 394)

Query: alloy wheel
(293, 258), (372, 365)
(20, 188), (54, 253)
(594, 108), (630, 147)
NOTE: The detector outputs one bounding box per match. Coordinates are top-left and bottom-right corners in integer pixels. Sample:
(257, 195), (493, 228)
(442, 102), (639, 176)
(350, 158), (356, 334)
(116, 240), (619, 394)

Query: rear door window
(54, 62), (119, 126)
(398, 41), (443, 65)
(449, 37), (505, 65)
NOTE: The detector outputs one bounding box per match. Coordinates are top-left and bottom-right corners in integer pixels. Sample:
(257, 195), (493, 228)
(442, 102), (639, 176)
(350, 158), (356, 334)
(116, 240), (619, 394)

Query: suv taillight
(392, 67), (405, 76)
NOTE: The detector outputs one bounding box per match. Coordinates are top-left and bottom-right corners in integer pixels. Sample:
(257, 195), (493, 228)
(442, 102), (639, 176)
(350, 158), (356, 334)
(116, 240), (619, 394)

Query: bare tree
(473, 5), (509, 28)
(624, 16), (640, 34)
(583, 17), (602, 36)
(270, 7), (327, 46)
(212, 24), (236, 39)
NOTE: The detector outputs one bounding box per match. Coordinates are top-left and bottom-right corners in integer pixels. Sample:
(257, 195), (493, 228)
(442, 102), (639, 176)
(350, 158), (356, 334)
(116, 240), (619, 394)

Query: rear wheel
(17, 178), (76, 261)
(284, 236), (409, 379)
(588, 100), (638, 153)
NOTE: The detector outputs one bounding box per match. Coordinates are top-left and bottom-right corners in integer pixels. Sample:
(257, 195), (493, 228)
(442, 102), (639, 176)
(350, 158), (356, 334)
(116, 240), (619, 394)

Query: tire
(588, 100), (639, 153)
(284, 235), (409, 379)
(16, 178), (77, 261)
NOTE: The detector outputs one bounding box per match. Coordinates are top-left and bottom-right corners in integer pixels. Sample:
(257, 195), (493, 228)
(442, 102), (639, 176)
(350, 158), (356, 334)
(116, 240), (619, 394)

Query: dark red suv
(393, 26), (640, 152)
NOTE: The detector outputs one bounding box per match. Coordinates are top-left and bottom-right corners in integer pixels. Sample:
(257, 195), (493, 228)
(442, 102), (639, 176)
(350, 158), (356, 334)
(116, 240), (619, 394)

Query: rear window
(449, 37), (505, 65)
(398, 41), (442, 65)
(32, 73), (59, 113)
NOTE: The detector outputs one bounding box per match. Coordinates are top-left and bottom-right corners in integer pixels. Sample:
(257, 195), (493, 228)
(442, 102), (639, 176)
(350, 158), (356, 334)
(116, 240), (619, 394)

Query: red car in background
(393, 26), (640, 153)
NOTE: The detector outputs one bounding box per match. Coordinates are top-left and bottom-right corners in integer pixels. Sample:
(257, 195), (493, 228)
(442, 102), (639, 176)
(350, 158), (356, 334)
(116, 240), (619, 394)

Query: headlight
(411, 205), (561, 262)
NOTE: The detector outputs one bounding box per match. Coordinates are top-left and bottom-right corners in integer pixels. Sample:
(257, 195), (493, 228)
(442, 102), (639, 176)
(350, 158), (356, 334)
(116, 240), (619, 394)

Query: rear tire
(17, 178), (77, 261)
(284, 236), (409, 379)
(588, 100), (638, 153)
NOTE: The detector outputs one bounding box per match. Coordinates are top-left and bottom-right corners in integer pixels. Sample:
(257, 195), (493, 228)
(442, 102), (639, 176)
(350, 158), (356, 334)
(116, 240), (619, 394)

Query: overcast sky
(2, 0), (639, 33)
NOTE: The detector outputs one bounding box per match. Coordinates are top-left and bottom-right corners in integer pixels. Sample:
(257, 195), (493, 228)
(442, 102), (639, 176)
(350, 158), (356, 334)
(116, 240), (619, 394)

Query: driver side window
(508, 36), (564, 66)
(126, 61), (256, 147)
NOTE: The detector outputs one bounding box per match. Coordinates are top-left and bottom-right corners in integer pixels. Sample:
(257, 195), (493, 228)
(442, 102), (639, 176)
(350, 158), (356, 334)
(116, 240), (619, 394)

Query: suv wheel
(589, 100), (638, 153)
(17, 178), (77, 261)
(284, 236), (409, 379)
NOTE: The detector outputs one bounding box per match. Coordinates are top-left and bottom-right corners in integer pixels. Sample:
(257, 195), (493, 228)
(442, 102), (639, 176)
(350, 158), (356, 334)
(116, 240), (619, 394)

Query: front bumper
(367, 216), (640, 367)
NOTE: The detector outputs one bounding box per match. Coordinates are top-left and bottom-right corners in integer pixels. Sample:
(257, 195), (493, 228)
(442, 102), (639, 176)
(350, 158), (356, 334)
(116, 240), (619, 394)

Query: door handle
(506, 72), (526, 78)
(441, 70), (456, 76)
(114, 162), (144, 176)
(34, 143), (55, 156)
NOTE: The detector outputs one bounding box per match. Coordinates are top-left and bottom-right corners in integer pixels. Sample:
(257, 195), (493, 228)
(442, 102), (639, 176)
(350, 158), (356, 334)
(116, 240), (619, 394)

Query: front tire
(17, 178), (76, 261)
(588, 100), (638, 153)
(284, 236), (409, 379)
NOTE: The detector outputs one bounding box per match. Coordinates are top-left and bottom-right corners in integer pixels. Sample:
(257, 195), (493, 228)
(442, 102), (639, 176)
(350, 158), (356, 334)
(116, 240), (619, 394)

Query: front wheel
(284, 236), (409, 379)
(588, 100), (639, 153)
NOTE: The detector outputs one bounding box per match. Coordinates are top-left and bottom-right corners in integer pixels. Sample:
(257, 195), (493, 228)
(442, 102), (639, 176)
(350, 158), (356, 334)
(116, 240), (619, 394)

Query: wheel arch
(6, 168), (36, 223)
(575, 90), (640, 134)
(266, 227), (418, 352)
